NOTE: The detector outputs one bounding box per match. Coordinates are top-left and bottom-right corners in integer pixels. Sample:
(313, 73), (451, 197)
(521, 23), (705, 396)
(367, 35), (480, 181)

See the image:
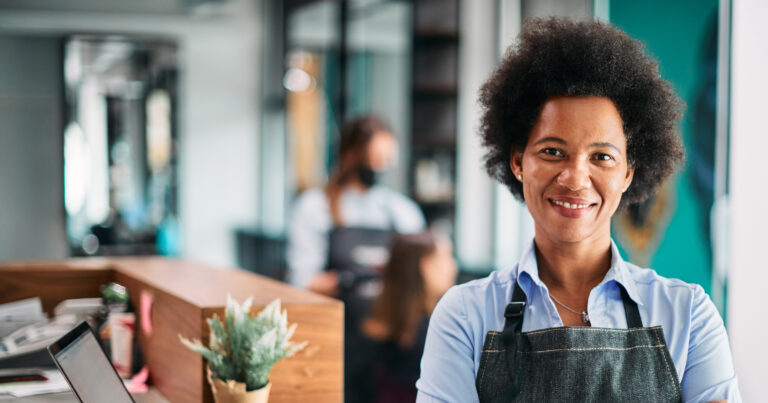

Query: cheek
(369, 146), (394, 170)
(596, 172), (628, 206)
(519, 170), (548, 207)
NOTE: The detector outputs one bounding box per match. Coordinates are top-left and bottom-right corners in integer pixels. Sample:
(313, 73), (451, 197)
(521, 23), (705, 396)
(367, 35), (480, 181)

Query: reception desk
(0, 258), (344, 402)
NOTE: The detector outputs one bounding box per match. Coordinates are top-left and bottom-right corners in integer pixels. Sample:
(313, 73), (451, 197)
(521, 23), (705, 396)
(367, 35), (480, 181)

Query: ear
(623, 165), (635, 192)
(509, 147), (524, 181)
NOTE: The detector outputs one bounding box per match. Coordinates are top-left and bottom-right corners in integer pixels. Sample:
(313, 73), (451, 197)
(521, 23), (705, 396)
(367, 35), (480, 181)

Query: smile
(548, 198), (596, 218)
(550, 200), (590, 209)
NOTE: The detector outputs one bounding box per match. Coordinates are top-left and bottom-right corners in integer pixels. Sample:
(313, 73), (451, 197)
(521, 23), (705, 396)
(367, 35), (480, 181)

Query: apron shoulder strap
(502, 279), (526, 334)
(499, 278), (526, 395)
(619, 284), (643, 328)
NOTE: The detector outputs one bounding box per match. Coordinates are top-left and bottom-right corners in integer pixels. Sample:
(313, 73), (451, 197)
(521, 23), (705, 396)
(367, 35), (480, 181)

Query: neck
(533, 231), (612, 295)
(345, 177), (369, 192)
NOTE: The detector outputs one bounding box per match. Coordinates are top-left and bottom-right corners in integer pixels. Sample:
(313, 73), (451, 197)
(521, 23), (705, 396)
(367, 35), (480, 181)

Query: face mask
(357, 165), (378, 188)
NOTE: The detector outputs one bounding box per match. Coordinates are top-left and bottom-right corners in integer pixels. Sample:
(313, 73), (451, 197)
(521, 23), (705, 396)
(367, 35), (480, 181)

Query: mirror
(63, 36), (179, 256)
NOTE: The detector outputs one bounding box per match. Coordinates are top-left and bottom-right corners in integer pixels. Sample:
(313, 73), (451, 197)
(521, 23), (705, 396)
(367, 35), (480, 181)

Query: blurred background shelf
(409, 0), (460, 241)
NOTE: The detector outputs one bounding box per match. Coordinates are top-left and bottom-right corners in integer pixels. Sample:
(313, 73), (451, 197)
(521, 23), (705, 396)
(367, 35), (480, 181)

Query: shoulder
(370, 186), (420, 211)
(623, 261), (704, 310)
(450, 269), (517, 305)
(294, 187), (327, 207)
(292, 188), (329, 215)
(369, 186), (425, 231)
(432, 269), (516, 336)
(289, 188), (331, 230)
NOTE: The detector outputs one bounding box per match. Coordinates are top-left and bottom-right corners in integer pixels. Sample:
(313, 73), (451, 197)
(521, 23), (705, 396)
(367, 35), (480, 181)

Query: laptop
(47, 321), (135, 403)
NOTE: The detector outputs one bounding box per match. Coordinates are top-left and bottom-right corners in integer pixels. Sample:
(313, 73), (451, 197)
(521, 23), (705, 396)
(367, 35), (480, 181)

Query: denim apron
(476, 280), (682, 402)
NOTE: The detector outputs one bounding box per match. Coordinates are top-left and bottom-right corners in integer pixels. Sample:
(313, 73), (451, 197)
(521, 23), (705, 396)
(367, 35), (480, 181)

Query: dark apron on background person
(476, 280), (682, 402)
(326, 225), (395, 328)
(326, 225), (395, 403)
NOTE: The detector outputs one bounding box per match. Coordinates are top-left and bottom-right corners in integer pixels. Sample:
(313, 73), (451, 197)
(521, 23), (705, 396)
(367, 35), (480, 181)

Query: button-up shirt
(416, 239), (740, 402)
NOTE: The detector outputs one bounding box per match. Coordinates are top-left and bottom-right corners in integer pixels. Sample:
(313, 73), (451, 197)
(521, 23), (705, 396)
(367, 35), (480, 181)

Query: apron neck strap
(502, 278), (644, 333)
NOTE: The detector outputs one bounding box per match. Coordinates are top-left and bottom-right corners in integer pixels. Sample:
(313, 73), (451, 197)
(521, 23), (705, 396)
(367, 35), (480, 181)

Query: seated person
(363, 233), (457, 403)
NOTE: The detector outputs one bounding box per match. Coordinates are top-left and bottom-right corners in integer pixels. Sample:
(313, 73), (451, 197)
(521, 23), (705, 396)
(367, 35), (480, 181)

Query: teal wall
(610, 0), (719, 294)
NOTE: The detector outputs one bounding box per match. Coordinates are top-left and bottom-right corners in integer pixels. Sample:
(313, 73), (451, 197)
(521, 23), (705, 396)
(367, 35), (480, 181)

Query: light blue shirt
(417, 239), (740, 402)
(287, 186), (425, 288)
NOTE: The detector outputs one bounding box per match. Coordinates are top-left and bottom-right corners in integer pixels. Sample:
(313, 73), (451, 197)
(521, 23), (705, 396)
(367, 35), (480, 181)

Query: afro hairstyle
(478, 17), (685, 208)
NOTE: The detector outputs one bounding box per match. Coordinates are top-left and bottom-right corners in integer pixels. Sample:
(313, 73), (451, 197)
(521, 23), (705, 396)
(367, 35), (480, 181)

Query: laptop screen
(49, 322), (134, 403)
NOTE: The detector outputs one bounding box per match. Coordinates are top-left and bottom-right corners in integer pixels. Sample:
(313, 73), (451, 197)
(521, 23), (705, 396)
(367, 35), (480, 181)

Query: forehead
(528, 96), (626, 149)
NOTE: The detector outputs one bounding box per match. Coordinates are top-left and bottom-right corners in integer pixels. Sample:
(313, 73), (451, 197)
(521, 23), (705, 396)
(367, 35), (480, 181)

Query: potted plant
(180, 296), (307, 403)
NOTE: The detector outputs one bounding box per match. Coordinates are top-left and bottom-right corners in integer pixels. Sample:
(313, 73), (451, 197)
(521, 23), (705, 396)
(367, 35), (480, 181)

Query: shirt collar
(515, 238), (643, 306)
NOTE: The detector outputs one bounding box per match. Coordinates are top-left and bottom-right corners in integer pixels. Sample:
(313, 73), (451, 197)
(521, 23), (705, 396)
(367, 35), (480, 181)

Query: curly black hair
(479, 17), (684, 207)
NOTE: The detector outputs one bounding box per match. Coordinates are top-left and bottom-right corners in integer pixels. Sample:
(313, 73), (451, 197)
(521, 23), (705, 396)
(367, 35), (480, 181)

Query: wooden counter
(0, 258), (343, 403)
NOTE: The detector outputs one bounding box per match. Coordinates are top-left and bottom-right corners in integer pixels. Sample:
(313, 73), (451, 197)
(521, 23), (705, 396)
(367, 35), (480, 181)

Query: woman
(287, 116), (425, 294)
(363, 233), (457, 402)
(416, 18), (739, 402)
(287, 116), (425, 402)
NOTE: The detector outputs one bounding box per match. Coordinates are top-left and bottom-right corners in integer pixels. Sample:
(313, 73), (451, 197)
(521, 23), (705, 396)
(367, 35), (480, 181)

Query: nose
(556, 158), (591, 191)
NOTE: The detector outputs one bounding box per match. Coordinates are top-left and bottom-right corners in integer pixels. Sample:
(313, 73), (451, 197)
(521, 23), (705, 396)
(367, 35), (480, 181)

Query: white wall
(0, 35), (69, 260)
(455, 0), (497, 270)
(0, 0), (262, 267)
(727, 0), (768, 400)
(179, 8), (261, 267)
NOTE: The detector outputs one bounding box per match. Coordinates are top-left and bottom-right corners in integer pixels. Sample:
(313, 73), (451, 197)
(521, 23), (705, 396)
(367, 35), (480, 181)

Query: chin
(543, 224), (596, 244)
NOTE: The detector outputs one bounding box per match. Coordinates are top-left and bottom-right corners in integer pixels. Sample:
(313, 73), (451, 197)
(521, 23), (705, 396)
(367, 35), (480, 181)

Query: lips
(547, 196), (597, 218)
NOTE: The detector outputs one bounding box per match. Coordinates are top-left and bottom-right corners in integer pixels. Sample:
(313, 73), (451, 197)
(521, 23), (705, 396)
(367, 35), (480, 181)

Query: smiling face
(510, 96), (634, 244)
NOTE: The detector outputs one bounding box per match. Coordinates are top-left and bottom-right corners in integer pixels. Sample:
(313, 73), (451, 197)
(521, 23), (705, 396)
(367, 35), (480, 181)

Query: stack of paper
(0, 369), (70, 397)
(0, 298), (45, 338)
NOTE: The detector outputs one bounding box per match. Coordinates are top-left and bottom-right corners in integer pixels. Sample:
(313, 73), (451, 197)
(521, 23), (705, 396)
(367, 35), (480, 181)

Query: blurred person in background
(363, 233), (457, 403)
(287, 115), (425, 293)
(287, 115), (425, 402)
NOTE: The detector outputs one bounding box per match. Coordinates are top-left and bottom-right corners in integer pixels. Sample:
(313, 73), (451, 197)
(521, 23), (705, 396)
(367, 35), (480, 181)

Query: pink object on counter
(125, 366), (149, 394)
(140, 291), (153, 336)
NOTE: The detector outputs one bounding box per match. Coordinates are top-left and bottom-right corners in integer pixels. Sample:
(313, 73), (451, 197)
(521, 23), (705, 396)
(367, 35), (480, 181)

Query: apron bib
(327, 226), (394, 403)
(476, 281), (682, 402)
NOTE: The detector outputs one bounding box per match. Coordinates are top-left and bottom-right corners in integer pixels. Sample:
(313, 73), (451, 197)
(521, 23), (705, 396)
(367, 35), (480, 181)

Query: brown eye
(541, 148), (564, 157)
(593, 153), (613, 161)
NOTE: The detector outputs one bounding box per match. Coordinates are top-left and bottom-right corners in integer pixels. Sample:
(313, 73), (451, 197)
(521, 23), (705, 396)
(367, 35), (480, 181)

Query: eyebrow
(532, 137), (620, 153)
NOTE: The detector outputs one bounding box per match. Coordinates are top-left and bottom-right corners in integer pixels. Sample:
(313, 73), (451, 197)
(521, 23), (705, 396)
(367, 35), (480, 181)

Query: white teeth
(552, 200), (590, 209)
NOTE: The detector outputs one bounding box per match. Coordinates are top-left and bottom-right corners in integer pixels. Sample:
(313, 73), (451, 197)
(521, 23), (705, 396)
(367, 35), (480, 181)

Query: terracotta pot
(207, 368), (271, 403)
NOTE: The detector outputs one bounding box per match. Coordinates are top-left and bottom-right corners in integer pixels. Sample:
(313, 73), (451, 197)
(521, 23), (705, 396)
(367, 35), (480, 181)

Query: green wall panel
(610, 0), (719, 295)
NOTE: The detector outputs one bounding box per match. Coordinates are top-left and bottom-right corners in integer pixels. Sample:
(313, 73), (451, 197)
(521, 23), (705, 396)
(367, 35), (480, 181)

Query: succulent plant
(180, 296), (307, 391)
